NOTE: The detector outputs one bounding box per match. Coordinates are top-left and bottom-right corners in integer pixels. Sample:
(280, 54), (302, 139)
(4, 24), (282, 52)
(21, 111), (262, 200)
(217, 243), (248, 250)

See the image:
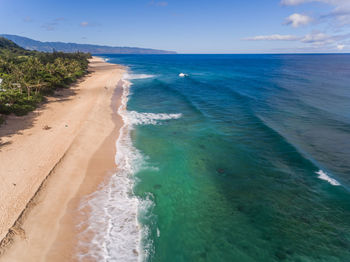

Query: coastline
(0, 57), (125, 261)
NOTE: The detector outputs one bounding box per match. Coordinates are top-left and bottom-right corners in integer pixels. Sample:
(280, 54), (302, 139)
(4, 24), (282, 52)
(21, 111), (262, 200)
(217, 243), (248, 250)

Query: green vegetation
(0, 37), (91, 118)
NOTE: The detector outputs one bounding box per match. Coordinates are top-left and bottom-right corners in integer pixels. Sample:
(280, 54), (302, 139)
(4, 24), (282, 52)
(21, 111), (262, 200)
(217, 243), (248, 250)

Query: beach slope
(0, 57), (124, 261)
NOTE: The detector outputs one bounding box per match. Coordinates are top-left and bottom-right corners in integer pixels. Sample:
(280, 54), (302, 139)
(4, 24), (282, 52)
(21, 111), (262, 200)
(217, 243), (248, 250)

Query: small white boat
(179, 73), (188, 77)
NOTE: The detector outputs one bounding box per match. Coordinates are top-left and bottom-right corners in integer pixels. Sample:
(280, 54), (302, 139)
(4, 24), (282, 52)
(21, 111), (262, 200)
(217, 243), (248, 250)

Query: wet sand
(0, 57), (125, 261)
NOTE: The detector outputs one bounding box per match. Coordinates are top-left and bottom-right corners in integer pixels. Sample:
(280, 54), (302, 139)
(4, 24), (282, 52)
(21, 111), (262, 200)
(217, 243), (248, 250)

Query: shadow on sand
(0, 72), (92, 149)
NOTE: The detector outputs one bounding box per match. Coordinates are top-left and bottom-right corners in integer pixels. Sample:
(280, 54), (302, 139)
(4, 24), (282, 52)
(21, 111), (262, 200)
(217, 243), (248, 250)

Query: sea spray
(123, 73), (156, 80)
(316, 170), (340, 186)
(77, 73), (182, 262)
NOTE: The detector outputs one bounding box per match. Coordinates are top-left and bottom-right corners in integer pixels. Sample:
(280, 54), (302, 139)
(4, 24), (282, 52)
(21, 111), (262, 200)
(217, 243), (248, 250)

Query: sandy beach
(0, 57), (125, 261)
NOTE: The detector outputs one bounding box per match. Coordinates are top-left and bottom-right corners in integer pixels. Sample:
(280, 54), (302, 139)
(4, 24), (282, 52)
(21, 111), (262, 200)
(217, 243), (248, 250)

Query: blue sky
(0, 0), (349, 53)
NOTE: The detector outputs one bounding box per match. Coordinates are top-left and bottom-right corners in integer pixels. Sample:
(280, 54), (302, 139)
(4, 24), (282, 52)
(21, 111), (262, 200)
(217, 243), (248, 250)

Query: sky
(0, 0), (350, 53)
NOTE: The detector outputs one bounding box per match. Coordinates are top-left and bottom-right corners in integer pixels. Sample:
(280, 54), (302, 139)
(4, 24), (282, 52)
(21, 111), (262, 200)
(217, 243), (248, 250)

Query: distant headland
(0, 34), (177, 54)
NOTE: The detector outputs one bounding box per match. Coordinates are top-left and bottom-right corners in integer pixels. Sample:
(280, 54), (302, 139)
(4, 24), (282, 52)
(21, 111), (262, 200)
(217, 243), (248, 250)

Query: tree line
(0, 37), (91, 123)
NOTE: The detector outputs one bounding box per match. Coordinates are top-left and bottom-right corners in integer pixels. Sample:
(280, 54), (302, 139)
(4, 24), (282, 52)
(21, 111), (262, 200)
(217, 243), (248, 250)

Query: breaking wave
(126, 111), (182, 125)
(123, 73), (156, 80)
(77, 73), (181, 261)
(316, 170), (340, 186)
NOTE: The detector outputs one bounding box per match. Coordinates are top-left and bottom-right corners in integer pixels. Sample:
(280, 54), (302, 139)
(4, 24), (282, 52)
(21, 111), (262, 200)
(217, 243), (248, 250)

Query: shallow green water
(105, 54), (350, 261)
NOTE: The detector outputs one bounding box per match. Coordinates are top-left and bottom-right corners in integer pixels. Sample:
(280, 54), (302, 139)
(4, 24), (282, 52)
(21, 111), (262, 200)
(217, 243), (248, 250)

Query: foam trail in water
(126, 111), (182, 125)
(123, 73), (156, 80)
(77, 73), (182, 261)
(316, 170), (340, 186)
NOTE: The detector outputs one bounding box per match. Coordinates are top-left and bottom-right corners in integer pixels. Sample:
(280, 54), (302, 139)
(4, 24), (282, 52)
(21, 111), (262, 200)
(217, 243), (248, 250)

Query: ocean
(84, 54), (350, 261)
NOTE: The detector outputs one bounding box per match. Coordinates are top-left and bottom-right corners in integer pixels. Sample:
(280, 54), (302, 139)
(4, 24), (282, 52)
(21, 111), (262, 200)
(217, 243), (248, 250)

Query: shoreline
(0, 57), (126, 261)
(78, 76), (142, 261)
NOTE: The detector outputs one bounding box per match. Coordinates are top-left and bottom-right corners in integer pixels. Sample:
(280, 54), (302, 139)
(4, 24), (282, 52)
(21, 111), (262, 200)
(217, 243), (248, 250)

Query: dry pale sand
(0, 57), (125, 261)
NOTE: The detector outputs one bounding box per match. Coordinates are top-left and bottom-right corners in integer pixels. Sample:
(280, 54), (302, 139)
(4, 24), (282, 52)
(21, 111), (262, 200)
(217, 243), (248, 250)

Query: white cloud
(41, 18), (65, 31)
(42, 22), (58, 31)
(281, 0), (348, 6)
(247, 0), (350, 52)
(301, 32), (331, 43)
(244, 32), (350, 51)
(23, 16), (33, 23)
(285, 13), (312, 27)
(80, 21), (89, 27)
(245, 32), (334, 45)
(281, 0), (350, 25)
(244, 34), (300, 41)
(337, 44), (345, 50)
(325, 8), (350, 25)
(281, 0), (314, 5)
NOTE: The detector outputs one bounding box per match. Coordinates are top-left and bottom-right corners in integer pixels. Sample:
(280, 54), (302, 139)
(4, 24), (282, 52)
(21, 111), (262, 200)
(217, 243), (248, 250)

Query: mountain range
(0, 34), (176, 54)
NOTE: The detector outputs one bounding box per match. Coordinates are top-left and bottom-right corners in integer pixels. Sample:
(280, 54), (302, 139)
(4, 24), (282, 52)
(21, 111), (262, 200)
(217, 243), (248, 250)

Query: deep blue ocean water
(102, 54), (350, 262)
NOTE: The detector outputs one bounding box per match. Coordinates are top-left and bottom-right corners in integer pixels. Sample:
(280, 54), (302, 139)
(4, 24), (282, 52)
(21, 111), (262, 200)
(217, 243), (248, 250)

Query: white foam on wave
(123, 73), (156, 80)
(126, 111), (182, 125)
(316, 170), (340, 186)
(77, 73), (182, 261)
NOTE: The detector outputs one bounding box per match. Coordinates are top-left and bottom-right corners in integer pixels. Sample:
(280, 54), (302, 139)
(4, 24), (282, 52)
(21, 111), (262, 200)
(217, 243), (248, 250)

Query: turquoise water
(105, 54), (350, 262)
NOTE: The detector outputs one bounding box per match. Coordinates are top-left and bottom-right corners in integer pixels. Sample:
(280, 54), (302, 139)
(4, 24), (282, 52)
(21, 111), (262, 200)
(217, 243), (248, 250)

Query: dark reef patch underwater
(103, 54), (350, 262)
